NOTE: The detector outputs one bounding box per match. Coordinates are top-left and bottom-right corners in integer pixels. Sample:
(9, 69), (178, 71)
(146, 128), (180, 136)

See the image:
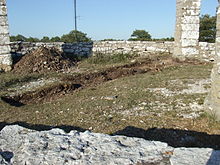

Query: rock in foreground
(0, 125), (220, 165)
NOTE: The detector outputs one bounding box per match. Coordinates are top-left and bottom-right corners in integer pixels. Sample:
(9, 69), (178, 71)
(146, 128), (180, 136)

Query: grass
(86, 53), (138, 64)
(0, 53), (220, 136)
(77, 53), (139, 72)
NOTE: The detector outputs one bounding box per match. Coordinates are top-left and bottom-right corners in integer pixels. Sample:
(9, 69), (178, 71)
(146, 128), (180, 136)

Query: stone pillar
(173, 0), (201, 60)
(0, 0), (12, 72)
(205, 1), (220, 120)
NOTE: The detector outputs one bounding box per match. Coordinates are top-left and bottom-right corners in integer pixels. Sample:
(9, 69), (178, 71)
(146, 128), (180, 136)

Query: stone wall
(0, 0), (12, 71)
(10, 42), (93, 57)
(10, 41), (215, 61)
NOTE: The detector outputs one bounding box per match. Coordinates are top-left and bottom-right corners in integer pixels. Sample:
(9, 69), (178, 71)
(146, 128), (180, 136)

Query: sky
(7, 0), (218, 40)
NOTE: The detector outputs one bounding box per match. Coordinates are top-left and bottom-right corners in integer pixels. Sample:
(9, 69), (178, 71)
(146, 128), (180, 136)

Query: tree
(26, 37), (40, 42)
(50, 36), (61, 42)
(199, 14), (216, 43)
(41, 36), (50, 42)
(128, 30), (152, 41)
(10, 34), (27, 42)
(61, 30), (91, 43)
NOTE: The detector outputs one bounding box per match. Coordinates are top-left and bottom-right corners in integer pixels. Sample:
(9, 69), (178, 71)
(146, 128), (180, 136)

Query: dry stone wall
(10, 41), (215, 61)
(10, 42), (93, 57)
(0, 0), (12, 71)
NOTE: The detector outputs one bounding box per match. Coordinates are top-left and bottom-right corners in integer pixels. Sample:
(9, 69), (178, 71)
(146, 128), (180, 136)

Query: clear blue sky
(7, 0), (218, 40)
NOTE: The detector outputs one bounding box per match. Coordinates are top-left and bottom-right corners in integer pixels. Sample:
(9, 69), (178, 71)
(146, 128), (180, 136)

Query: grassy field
(1, 53), (220, 146)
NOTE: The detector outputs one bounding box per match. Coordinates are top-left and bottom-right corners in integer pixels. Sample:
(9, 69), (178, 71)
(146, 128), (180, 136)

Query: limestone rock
(0, 125), (220, 165)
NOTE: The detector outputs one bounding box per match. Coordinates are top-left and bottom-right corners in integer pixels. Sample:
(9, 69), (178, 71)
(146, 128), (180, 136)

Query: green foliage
(61, 30), (91, 43)
(199, 14), (216, 43)
(41, 36), (50, 42)
(50, 36), (61, 42)
(86, 53), (137, 65)
(10, 30), (91, 43)
(128, 30), (152, 41)
(10, 34), (27, 42)
(26, 37), (40, 42)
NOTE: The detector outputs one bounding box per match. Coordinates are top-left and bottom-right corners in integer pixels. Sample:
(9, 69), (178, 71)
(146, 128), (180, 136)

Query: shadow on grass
(113, 126), (220, 150)
(1, 122), (220, 150)
(0, 121), (87, 133)
(1, 96), (25, 107)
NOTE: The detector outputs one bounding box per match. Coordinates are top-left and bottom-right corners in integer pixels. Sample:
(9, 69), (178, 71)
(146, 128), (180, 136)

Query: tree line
(10, 14), (216, 43)
(10, 30), (92, 43)
(127, 14), (216, 42)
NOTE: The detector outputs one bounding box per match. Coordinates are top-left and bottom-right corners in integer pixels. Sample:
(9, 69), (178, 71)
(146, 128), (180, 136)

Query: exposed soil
(12, 47), (75, 74)
(2, 55), (207, 106)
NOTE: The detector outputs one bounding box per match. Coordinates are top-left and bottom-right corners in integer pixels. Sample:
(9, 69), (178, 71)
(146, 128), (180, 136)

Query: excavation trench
(1, 57), (205, 106)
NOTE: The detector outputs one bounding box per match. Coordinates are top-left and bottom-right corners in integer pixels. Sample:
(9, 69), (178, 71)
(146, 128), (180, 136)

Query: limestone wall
(10, 42), (93, 57)
(10, 41), (215, 61)
(0, 0), (12, 71)
(92, 41), (174, 56)
(174, 0), (201, 60)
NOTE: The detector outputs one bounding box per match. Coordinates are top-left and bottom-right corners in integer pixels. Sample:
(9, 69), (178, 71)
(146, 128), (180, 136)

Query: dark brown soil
(2, 56), (208, 106)
(13, 47), (75, 74)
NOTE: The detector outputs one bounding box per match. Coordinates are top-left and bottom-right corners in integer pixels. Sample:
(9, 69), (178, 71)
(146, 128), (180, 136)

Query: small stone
(102, 96), (118, 100)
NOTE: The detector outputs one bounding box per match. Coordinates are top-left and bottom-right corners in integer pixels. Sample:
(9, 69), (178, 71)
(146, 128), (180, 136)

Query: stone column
(173, 0), (201, 61)
(0, 0), (12, 72)
(205, 1), (220, 120)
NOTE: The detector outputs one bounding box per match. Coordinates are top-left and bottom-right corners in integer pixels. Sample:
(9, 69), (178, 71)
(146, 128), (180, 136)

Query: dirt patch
(13, 47), (75, 74)
(3, 56), (208, 105)
(1, 83), (82, 106)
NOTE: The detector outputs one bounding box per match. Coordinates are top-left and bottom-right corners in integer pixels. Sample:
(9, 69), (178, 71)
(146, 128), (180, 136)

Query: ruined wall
(10, 41), (215, 61)
(10, 42), (93, 57)
(174, 0), (201, 60)
(0, 0), (12, 71)
(205, 1), (220, 120)
(10, 41), (174, 57)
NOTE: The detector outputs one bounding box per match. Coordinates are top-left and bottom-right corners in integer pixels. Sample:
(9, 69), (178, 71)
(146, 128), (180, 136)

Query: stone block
(0, 6), (7, 16)
(0, 34), (9, 43)
(183, 9), (200, 16)
(0, 45), (10, 54)
(182, 31), (199, 40)
(0, 25), (9, 34)
(0, 53), (12, 65)
(182, 47), (199, 56)
(181, 16), (200, 24)
(181, 24), (199, 31)
(0, 0), (6, 6)
(182, 39), (198, 47)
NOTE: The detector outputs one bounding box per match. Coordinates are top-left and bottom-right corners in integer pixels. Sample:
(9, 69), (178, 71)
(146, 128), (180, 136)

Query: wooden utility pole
(74, 0), (78, 42)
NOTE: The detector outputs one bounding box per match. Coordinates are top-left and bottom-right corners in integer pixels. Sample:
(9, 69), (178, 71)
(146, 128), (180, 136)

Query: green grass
(0, 55), (220, 135)
(85, 53), (138, 65)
